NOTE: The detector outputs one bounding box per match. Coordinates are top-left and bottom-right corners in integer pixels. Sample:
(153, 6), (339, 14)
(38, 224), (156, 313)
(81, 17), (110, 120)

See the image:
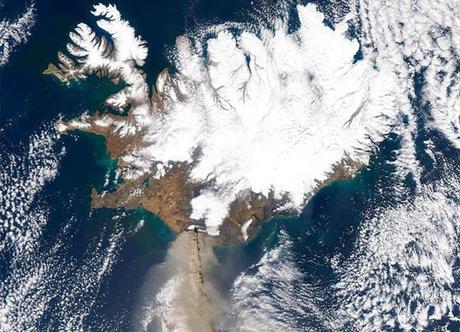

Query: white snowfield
(57, 2), (458, 236)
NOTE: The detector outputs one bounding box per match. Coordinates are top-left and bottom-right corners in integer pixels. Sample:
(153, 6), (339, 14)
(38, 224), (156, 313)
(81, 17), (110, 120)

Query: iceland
(1, 0), (460, 330)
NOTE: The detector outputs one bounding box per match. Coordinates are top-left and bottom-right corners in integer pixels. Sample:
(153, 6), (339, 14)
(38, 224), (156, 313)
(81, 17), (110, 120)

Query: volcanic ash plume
(135, 232), (225, 331)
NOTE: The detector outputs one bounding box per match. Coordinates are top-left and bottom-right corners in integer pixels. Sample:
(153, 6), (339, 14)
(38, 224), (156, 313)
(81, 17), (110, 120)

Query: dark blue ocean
(1, 0), (459, 331)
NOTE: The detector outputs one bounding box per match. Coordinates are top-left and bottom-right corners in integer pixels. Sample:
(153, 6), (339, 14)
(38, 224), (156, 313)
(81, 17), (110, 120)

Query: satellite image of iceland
(1, 0), (460, 330)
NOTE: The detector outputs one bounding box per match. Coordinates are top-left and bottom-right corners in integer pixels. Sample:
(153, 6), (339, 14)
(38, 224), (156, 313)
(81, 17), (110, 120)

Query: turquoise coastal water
(1, 0), (257, 328)
(1, 0), (460, 330)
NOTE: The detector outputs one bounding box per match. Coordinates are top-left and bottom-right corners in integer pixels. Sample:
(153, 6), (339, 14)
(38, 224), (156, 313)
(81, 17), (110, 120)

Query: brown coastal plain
(45, 62), (361, 244)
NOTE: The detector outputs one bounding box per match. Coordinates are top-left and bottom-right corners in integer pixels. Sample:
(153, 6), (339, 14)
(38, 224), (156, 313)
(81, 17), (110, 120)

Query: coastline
(57, 122), (364, 244)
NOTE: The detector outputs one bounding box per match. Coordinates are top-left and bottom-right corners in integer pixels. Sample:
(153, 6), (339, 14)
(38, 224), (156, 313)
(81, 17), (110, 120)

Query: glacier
(47, 0), (459, 240)
(48, 2), (403, 237)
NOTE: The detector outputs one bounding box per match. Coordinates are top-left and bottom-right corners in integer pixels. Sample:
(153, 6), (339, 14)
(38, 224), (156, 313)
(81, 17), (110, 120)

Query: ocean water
(0, 0), (259, 328)
(1, 0), (183, 329)
(1, 0), (460, 331)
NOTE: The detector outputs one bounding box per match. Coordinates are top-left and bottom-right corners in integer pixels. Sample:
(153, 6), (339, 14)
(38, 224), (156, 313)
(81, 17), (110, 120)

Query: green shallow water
(2, 0), (459, 329)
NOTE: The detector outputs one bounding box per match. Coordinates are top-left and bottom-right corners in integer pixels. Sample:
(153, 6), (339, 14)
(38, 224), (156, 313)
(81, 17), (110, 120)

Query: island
(45, 3), (396, 244)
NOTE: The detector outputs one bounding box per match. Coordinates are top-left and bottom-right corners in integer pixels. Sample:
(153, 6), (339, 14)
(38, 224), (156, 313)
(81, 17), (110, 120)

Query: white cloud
(0, 1), (36, 66)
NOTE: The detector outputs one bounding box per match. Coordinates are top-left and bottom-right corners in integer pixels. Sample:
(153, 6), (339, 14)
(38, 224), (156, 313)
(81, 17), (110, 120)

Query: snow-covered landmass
(0, 1), (36, 66)
(35, 0), (460, 329)
(48, 1), (460, 238)
(56, 3), (151, 124)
